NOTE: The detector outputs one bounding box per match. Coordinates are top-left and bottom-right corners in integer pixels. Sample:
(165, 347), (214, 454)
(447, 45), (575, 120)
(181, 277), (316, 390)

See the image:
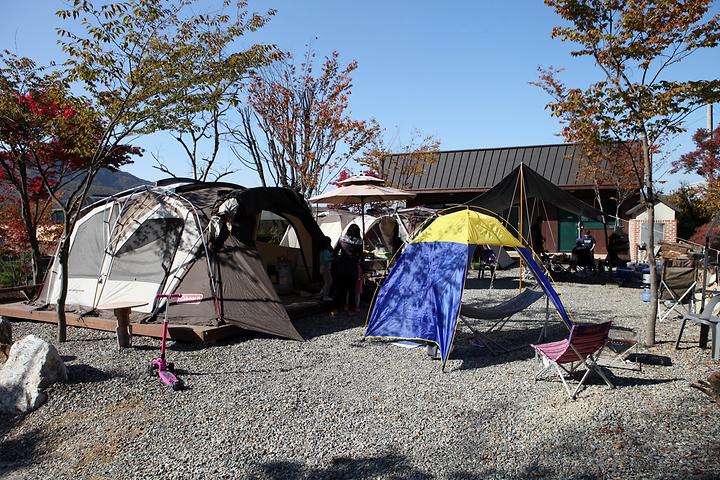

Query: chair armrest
(683, 314), (714, 327)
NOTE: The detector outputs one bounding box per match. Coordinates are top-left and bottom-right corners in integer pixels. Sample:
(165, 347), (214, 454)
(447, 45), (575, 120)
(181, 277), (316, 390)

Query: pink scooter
(149, 293), (203, 391)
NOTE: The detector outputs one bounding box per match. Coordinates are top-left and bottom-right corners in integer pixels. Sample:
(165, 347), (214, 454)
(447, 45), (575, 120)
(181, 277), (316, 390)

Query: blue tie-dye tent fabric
(365, 208), (573, 368)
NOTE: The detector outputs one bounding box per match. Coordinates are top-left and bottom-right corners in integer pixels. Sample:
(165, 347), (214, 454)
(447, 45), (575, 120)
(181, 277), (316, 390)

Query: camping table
(96, 301), (148, 349)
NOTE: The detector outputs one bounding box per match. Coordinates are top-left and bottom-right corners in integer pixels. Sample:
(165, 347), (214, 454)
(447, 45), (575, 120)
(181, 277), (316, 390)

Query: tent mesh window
(109, 217), (185, 283)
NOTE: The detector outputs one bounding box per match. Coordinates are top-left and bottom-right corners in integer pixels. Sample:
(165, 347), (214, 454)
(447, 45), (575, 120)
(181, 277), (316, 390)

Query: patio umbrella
(308, 175), (415, 246)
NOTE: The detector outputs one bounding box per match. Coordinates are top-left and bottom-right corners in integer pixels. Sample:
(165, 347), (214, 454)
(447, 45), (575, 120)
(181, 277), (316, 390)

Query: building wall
(628, 203), (678, 262)
(632, 203), (676, 222)
(628, 219), (678, 262)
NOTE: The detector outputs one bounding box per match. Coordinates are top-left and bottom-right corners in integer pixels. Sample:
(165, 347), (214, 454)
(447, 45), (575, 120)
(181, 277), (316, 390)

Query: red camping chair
(531, 321), (614, 399)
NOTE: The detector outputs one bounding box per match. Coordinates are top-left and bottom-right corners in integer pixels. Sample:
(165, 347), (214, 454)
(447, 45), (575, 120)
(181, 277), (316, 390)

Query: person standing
(581, 230), (596, 252)
(580, 230), (597, 271)
(606, 226), (630, 268)
(317, 236), (334, 301)
(334, 224), (363, 314)
(530, 216), (546, 254)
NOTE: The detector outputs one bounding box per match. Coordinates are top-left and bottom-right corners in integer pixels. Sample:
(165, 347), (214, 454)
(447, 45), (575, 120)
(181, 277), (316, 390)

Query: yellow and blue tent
(364, 208), (573, 367)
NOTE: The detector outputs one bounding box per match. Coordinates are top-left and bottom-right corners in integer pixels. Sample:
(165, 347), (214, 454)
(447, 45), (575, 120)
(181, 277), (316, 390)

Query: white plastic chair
(676, 294), (720, 360)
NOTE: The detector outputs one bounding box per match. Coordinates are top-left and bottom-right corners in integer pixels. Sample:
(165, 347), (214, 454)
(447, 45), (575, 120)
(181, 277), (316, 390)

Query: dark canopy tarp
(468, 163), (604, 221)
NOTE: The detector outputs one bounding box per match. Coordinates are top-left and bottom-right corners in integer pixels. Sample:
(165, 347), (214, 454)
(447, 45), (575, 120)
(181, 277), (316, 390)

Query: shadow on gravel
(250, 453), (432, 479)
(293, 311), (366, 340)
(451, 324), (568, 371)
(451, 343), (536, 371)
(64, 332), (115, 342)
(447, 402), (720, 480)
(66, 364), (117, 384)
(0, 413), (23, 441)
(167, 335), (253, 352)
(0, 425), (44, 472)
(465, 277), (521, 290)
(549, 271), (611, 285)
(600, 370), (681, 388)
(183, 364), (306, 377)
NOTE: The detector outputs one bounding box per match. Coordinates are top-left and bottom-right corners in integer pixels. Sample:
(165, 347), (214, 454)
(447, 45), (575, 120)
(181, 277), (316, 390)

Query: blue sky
(2, 1), (719, 190)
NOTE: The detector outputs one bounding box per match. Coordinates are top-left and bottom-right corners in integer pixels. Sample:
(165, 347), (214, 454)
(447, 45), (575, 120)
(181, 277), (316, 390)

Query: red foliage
(0, 87), (140, 201)
(329, 167), (380, 187)
(330, 167), (354, 187)
(0, 84), (140, 268)
(672, 127), (720, 179)
(689, 221), (720, 250)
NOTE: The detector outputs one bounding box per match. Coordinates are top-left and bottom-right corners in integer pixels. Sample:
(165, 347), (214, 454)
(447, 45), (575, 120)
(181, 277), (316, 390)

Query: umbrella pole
(361, 197), (366, 253)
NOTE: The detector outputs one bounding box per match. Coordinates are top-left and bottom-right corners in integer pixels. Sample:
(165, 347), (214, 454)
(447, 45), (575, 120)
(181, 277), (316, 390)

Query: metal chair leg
(675, 318), (688, 349)
(554, 363), (574, 398)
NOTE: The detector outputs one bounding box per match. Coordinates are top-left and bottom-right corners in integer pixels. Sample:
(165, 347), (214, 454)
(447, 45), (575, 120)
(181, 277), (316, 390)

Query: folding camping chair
(531, 321), (614, 399)
(676, 294), (720, 360)
(658, 258), (698, 323)
(477, 248), (497, 280)
(601, 326), (641, 372)
(459, 288), (546, 354)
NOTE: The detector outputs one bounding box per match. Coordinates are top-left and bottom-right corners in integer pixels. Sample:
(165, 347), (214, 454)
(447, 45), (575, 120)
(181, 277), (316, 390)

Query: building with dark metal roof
(382, 143), (603, 198)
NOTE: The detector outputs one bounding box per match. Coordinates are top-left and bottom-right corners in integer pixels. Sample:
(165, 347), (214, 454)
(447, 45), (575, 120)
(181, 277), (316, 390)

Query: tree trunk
(55, 229), (70, 343)
(17, 188), (42, 284)
(642, 133), (658, 347)
(593, 180), (610, 252)
(28, 232), (42, 285)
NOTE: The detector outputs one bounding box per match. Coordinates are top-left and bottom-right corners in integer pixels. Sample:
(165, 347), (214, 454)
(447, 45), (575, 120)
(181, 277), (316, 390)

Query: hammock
(459, 288), (547, 354)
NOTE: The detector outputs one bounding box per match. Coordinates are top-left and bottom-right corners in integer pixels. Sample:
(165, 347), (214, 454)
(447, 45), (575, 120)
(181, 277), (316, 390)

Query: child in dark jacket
(318, 236), (334, 301)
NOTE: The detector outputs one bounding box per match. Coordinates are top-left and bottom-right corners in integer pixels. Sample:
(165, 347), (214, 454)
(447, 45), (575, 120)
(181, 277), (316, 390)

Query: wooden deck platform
(0, 302), (240, 342)
(0, 295), (332, 342)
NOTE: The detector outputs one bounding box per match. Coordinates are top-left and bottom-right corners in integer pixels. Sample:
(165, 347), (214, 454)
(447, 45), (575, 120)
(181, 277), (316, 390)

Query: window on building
(640, 222), (664, 245)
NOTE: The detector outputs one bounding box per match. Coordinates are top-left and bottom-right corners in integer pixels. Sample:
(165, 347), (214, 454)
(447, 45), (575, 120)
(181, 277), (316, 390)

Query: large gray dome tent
(37, 179), (326, 341)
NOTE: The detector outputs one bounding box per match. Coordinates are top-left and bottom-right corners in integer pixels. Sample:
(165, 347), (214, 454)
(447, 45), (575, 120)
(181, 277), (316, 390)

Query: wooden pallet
(0, 302), (240, 342)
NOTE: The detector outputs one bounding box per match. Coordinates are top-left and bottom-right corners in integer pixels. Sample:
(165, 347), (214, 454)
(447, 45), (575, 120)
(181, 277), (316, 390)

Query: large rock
(0, 317), (11, 363)
(0, 335), (67, 413)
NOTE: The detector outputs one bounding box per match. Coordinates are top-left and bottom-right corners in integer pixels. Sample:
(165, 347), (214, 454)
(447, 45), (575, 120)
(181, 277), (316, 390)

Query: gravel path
(1, 268), (719, 479)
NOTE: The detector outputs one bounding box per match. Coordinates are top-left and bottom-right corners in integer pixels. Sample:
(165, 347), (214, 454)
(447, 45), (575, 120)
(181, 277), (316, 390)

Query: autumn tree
(668, 183), (715, 240)
(671, 126), (720, 241)
(360, 129), (441, 190)
(0, 52), (131, 284)
(672, 126), (720, 208)
(530, 96), (642, 222)
(230, 48), (381, 198)
(47, 0), (262, 341)
(538, 0), (720, 346)
(152, 5), (279, 182)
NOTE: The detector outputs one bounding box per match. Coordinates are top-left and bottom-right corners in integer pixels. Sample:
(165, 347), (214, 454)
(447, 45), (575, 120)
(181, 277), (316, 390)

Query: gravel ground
(1, 268), (719, 480)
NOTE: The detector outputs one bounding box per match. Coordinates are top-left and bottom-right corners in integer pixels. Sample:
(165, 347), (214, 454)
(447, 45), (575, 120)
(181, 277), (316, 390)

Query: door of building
(557, 209), (579, 252)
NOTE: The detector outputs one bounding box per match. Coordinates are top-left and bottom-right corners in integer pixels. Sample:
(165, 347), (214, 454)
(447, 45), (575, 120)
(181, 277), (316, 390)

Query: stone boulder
(0, 317), (11, 363)
(0, 335), (67, 413)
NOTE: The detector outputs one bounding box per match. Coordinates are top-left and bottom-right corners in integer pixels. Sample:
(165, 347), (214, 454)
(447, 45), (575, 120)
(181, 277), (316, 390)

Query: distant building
(382, 143), (643, 255)
(627, 198), (680, 262)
